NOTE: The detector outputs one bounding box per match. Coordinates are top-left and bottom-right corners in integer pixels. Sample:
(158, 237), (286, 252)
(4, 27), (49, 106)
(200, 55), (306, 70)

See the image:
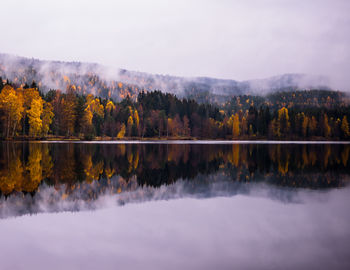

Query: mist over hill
(0, 53), (333, 103)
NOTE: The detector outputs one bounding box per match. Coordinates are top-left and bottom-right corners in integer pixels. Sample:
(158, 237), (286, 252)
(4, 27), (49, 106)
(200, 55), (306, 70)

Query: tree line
(0, 79), (349, 140)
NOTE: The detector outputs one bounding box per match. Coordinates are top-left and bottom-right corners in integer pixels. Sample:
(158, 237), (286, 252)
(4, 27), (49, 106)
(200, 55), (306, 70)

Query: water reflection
(0, 142), (349, 217)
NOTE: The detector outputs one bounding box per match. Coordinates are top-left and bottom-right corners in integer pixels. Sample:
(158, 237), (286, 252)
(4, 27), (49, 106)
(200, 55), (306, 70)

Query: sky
(1, 0), (349, 87)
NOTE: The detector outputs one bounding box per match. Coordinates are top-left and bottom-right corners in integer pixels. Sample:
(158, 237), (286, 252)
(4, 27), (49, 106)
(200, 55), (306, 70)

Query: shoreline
(1, 136), (349, 144)
(2, 139), (349, 144)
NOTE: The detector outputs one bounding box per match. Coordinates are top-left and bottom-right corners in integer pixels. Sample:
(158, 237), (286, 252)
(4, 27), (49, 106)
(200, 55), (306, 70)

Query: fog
(0, 0), (349, 90)
(0, 185), (349, 270)
(0, 175), (303, 219)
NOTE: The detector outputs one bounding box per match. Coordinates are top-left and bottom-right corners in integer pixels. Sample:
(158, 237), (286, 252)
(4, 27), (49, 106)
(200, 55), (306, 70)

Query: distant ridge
(0, 53), (333, 103)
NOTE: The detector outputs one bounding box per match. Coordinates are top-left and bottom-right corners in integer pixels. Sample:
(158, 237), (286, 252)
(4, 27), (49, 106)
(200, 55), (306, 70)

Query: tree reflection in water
(0, 142), (349, 217)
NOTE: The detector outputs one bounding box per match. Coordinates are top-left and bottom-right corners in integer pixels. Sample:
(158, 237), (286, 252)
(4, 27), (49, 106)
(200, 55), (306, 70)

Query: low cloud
(0, 0), (349, 91)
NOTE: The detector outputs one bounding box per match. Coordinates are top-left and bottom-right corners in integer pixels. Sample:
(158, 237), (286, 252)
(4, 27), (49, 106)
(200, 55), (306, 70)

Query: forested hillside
(0, 79), (349, 140)
(0, 54), (334, 104)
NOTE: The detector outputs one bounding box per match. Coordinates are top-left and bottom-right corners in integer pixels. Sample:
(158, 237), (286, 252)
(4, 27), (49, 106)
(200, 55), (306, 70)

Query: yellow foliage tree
(323, 114), (331, 138)
(277, 107), (290, 137)
(302, 116), (309, 137)
(0, 85), (24, 138)
(27, 98), (43, 137)
(134, 109), (140, 127)
(105, 100), (116, 113)
(241, 116), (248, 135)
(42, 102), (54, 136)
(232, 113), (240, 137)
(117, 123), (126, 138)
(308, 116), (317, 136)
(341, 116), (350, 138)
(83, 107), (94, 126)
(83, 95), (104, 132)
(127, 115), (134, 136)
(90, 99), (104, 118)
(127, 115), (134, 126)
(17, 88), (40, 109)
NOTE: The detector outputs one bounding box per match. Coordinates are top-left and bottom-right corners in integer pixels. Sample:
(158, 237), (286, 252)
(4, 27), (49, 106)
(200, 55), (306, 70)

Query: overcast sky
(1, 0), (349, 87)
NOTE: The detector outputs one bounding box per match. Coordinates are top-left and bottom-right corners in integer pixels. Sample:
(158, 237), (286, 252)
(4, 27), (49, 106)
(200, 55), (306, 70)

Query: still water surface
(0, 142), (349, 269)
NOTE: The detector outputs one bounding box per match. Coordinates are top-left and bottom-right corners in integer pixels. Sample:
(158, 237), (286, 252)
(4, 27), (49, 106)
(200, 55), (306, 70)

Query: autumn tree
(341, 116), (350, 138)
(127, 115), (134, 137)
(277, 107), (290, 137)
(27, 97), (43, 137)
(134, 109), (140, 128)
(247, 106), (257, 134)
(232, 113), (240, 137)
(82, 94), (104, 137)
(322, 113), (331, 138)
(308, 116), (317, 137)
(0, 85), (24, 138)
(42, 102), (54, 137)
(105, 100), (116, 114)
(117, 123), (126, 138)
(301, 115), (309, 137)
(241, 116), (248, 136)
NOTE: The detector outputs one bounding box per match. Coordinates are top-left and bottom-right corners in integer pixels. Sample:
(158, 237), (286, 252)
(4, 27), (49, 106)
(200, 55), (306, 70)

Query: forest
(0, 77), (349, 140)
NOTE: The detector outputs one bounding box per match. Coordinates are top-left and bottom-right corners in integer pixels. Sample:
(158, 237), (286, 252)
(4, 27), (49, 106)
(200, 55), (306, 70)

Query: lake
(0, 141), (349, 270)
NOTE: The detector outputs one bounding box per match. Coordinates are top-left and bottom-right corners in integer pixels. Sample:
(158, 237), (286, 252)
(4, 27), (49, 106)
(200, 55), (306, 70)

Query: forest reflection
(0, 142), (349, 198)
(0, 142), (349, 218)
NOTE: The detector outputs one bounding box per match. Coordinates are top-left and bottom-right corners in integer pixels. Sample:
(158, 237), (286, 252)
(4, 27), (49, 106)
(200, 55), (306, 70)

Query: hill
(0, 53), (335, 103)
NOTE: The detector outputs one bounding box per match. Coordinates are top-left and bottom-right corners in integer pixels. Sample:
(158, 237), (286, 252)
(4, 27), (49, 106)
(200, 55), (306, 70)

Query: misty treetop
(0, 54), (339, 105)
(0, 78), (349, 140)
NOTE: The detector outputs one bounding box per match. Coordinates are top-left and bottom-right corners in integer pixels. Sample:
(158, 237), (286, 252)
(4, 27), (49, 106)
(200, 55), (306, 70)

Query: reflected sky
(0, 186), (349, 270)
